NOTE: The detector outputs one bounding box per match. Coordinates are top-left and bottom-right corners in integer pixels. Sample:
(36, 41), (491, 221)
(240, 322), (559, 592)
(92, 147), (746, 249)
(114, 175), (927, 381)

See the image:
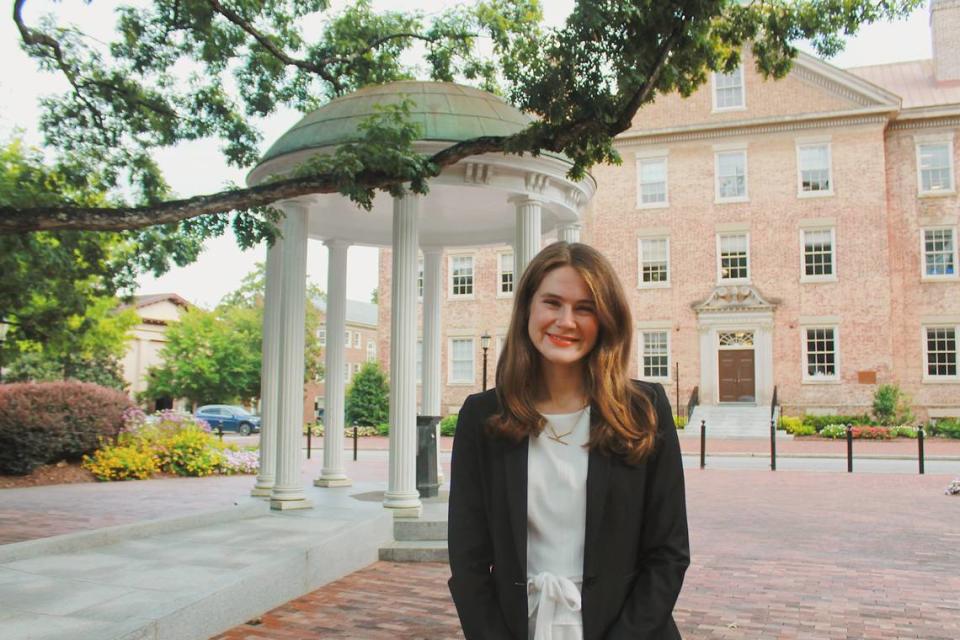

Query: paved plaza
(1, 437), (959, 639)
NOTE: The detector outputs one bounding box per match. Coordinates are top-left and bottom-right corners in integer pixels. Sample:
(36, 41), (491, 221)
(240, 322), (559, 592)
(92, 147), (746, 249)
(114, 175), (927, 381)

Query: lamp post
(480, 332), (491, 391)
(0, 321), (9, 384)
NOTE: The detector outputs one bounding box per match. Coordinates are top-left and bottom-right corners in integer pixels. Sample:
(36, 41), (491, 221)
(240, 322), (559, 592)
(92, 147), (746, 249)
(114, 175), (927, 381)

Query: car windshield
(233, 407), (255, 417)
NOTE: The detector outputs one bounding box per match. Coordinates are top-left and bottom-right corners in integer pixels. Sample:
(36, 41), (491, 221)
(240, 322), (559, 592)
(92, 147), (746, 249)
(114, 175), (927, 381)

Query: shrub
(674, 415), (687, 429)
(345, 362), (389, 427)
(0, 381), (133, 475)
(872, 384), (913, 426)
(786, 423), (816, 436)
(851, 425), (893, 440)
(377, 423), (390, 436)
(440, 414), (458, 437)
(802, 414), (873, 431)
(931, 419), (960, 439)
(819, 424), (847, 439)
(890, 425), (918, 439)
(780, 416), (804, 433)
(157, 427), (226, 477)
(83, 445), (159, 481)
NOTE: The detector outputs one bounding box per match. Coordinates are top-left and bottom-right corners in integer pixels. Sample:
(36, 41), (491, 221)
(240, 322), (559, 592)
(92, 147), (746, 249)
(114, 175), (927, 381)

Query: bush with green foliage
(819, 424), (848, 439)
(779, 416), (804, 433)
(801, 414), (873, 431)
(872, 384), (913, 426)
(930, 419), (960, 439)
(890, 425), (918, 439)
(345, 362), (390, 427)
(0, 381), (132, 475)
(83, 444), (159, 481)
(673, 415), (687, 429)
(377, 423), (390, 436)
(440, 414), (458, 437)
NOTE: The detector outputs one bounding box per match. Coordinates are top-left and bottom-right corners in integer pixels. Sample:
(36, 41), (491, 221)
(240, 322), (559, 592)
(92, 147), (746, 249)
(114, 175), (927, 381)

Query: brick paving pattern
(213, 469), (960, 640)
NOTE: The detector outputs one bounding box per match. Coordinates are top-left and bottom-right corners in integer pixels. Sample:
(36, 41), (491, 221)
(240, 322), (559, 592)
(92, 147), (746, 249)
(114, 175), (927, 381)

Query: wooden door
(718, 349), (756, 402)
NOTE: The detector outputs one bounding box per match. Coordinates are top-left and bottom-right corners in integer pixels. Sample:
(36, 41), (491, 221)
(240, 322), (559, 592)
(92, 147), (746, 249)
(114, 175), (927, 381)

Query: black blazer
(448, 381), (689, 640)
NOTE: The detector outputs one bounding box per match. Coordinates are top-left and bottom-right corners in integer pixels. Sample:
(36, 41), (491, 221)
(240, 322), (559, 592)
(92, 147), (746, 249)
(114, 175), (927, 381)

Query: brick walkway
(213, 469), (960, 640)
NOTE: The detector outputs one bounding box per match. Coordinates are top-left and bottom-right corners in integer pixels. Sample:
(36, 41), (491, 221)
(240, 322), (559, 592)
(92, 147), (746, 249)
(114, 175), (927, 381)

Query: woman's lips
(547, 333), (578, 347)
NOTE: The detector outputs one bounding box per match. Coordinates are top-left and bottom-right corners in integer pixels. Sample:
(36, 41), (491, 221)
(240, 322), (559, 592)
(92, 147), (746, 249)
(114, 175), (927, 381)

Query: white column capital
(508, 194), (547, 206)
(557, 223), (582, 244)
(323, 237), (352, 250)
(420, 245), (444, 256)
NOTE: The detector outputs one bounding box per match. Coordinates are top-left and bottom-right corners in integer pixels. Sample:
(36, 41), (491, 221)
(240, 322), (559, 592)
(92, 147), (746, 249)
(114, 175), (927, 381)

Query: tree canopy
(2, 0), (923, 238)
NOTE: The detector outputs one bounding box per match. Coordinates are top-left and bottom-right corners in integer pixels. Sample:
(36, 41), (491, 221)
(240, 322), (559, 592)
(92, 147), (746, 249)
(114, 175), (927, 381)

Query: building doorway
(718, 331), (756, 402)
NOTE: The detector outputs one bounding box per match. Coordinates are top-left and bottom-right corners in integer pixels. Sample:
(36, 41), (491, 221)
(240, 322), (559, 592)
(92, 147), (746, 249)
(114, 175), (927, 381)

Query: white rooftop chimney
(931, 0), (960, 82)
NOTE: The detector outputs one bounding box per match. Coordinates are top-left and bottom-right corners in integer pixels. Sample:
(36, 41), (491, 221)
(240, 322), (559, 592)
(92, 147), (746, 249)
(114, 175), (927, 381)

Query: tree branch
(323, 31), (477, 67)
(204, 0), (345, 93)
(0, 135), (512, 233)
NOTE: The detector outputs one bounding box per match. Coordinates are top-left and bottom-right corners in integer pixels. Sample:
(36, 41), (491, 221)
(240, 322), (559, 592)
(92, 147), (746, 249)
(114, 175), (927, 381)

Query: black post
(917, 424), (925, 475)
(353, 425), (358, 461)
(482, 347), (489, 391)
(770, 418), (777, 471)
(675, 363), (680, 419)
(306, 425), (311, 459)
(700, 419), (706, 469)
(217, 427), (224, 442)
(846, 423), (853, 473)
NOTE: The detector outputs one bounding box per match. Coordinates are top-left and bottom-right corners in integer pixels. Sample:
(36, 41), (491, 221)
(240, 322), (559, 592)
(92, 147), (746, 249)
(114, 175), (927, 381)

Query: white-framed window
(921, 227), (957, 279)
(344, 363), (351, 382)
(916, 135), (955, 195)
(712, 66), (745, 110)
(344, 330), (351, 348)
(317, 324), (326, 346)
(801, 228), (836, 282)
(448, 337), (475, 384)
(802, 327), (839, 382)
(366, 340), (376, 362)
(640, 330), (670, 380)
(498, 252), (514, 296)
(636, 154), (668, 208)
(923, 326), (958, 380)
(416, 339), (423, 384)
(715, 150), (748, 202)
(449, 255), (475, 298)
(717, 233), (750, 282)
(417, 257), (424, 299)
(638, 237), (670, 287)
(353, 331), (361, 349)
(797, 143), (832, 196)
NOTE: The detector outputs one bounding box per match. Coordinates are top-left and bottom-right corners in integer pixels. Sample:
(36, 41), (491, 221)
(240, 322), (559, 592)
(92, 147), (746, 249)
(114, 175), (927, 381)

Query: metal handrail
(770, 385), (779, 421)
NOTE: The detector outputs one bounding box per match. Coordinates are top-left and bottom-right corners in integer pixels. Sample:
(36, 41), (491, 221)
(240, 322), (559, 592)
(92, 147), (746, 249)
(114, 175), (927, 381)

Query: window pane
(719, 234), (748, 280)
(641, 238), (669, 283)
(642, 331), (669, 378)
(926, 327), (957, 377)
(452, 339), (474, 382)
(804, 229), (834, 276)
(919, 143), (952, 192)
(500, 253), (514, 293)
(924, 229), (955, 276)
(715, 68), (744, 108)
(799, 144), (831, 192)
(806, 328), (837, 377)
(717, 152), (746, 198)
(452, 256), (474, 295)
(638, 158), (667, 204)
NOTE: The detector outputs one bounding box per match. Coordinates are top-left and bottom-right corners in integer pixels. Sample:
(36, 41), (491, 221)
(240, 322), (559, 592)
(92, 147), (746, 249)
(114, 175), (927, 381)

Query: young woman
(448, 242), (689, 640)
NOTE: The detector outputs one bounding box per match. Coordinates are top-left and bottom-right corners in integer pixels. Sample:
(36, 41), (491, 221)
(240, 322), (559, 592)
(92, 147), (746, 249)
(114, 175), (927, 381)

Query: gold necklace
(544, 405), (589, 445)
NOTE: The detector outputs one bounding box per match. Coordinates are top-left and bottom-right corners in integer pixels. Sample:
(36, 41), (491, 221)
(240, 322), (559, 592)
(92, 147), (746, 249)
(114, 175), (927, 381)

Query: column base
(250, 485), (273, 498)
(270, 498), (314, 511)
(314, 476), (353, 487)
(385, 504), (423, 519)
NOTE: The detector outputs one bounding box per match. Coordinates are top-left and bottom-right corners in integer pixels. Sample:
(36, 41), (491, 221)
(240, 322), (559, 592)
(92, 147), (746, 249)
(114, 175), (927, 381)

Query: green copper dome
(259, 81), (534, 164)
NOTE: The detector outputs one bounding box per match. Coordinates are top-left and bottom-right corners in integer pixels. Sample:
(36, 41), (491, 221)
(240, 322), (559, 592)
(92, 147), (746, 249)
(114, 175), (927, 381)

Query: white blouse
(526, 406), (591, 640)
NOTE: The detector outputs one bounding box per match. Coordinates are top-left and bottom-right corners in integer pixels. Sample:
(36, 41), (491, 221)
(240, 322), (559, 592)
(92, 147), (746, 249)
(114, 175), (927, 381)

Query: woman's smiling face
(527, 265), (599, 372)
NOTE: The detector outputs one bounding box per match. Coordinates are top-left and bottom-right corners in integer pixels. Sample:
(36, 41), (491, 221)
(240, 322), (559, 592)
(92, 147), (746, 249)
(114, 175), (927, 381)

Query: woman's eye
(544, 299), (560, 307)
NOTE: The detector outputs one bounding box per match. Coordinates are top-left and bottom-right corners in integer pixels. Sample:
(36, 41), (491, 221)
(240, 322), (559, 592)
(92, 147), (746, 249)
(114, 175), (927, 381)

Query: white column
(270, 203), (312, 511)
(385, 191), (423, 517)
(421, 247), (443, 484)
(252, 238), (283, 497)
(316, 239), (352, 487)
(511, 195), (544, 278)
(558, 223), (582, 244)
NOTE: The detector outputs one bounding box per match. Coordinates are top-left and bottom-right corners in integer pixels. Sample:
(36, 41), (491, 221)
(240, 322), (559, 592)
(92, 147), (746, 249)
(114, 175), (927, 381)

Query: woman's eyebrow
(539, 291), (595, 305)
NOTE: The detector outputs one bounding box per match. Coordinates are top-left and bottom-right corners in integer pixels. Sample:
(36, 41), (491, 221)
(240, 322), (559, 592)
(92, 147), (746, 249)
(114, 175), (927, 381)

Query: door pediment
(693, 284), (778, 314)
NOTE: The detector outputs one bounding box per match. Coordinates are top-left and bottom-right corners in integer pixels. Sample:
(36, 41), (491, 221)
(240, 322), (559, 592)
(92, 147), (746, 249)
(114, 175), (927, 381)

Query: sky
(0, 1), (935, 309)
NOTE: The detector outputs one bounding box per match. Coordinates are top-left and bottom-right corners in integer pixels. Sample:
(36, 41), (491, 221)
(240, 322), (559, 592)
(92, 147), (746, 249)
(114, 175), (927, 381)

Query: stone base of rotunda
(270, 498), (314, 511)
(314, 477), (353, 487)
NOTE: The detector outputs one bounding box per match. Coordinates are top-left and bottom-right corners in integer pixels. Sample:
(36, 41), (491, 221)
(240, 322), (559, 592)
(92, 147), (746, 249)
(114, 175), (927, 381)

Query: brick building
(378, 2), (960, 422)
(303, 299), (379, 424)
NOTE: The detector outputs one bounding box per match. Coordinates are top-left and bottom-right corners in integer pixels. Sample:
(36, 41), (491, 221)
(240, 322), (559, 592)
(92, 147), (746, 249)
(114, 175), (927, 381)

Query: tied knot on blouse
(527, 572), (582, 640)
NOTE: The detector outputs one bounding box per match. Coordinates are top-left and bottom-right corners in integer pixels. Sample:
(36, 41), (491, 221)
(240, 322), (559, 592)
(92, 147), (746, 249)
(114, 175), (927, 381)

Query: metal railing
(686, 386), (699, 425)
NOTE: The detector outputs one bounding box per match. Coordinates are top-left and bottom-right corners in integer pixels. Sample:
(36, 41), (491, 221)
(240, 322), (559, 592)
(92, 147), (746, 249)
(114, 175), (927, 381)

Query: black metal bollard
(917, 424), (925, 475)
(216, 427), (224, 442)
(700, 419), (706, 469)
(353, 425), (358, 461)
(306, 425), (312, 459)
(846, 423), (853, 473)
(770, 418), (777, 471)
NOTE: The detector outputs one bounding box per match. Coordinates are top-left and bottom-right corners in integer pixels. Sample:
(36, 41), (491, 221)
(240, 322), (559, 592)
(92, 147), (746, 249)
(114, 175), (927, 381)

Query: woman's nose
(555, 306), (576, 327)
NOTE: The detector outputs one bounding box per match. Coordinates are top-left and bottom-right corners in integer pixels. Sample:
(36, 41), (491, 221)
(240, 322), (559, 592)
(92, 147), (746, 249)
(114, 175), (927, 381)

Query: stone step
(394, 518), (447, 541)
(379, 540), (448, 563)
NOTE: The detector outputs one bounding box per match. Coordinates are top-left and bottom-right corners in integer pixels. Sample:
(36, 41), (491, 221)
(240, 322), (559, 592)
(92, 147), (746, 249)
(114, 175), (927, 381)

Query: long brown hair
(489, 241), (658, 464)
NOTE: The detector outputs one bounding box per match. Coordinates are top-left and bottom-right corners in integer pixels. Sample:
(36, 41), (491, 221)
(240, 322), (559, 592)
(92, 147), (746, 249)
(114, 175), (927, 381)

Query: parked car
(194, 405), (261, 435)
